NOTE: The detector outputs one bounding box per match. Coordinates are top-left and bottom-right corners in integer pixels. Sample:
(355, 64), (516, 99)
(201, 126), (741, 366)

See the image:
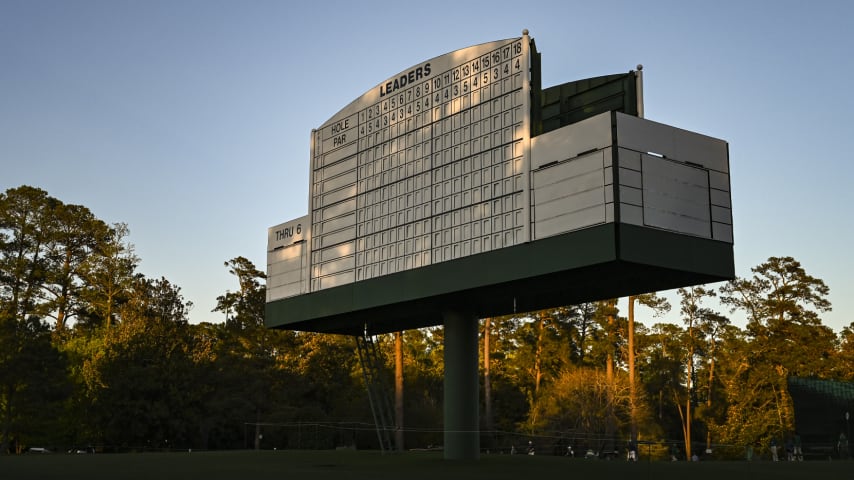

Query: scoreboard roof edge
(318, 36), (526, 129)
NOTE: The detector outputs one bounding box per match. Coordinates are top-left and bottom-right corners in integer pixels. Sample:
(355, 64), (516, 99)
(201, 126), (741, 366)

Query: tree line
(2, 185), (852, 457)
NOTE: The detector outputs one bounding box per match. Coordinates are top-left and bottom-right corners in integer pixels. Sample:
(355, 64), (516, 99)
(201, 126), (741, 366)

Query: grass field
(2, 449), (851, 480)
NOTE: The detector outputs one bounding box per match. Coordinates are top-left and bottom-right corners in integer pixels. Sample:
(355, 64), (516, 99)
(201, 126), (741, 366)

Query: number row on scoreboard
(356, 72), (523, 139)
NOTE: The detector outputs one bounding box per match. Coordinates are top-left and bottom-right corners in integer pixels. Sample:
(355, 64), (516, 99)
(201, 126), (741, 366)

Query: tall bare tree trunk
(483, 318), (493, 434)
(534, 315), (544, 395)
(706, 340), (716, 452)
(606, 311), (614, 384)
(684, 332), (694, 460)
(628, 296), (637, 442)
(394, 331), (404, 452)
(685, 397), (691, 460)
(605, 301), (616, 449)
(528, 315), (545, 431)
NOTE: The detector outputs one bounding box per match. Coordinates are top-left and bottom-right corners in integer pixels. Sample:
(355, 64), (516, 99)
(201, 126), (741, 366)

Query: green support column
(443, 310), (479, 460)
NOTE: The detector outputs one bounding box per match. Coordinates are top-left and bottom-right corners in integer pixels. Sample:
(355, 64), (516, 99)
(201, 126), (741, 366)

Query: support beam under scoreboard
(443, 310), (480, 460)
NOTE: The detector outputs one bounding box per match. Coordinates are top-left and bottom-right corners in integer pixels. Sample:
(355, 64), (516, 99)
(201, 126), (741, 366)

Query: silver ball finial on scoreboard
(522, 29), (529, 36)
(637, 64), (643, 71)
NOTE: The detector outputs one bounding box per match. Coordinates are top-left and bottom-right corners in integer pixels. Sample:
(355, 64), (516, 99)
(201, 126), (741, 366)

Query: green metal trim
(266, 224), (617, 333)
(266, 224), (734, 335)
(617, 223), (735, 279)
(534, 71), (639, 137)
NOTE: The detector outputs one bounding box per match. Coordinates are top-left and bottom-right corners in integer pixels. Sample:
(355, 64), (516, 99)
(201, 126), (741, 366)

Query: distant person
(785, 438), (794, 461)
(838, 432), (848, 459)
(565, 445), (574, 457)
(770, 437), (779, 461)
(793, 432), (803, 461)
(527, 440), (535, 455)
(627, 440), (637, 461)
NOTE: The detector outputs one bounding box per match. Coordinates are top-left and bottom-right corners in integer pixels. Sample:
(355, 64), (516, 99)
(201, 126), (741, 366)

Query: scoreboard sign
(266, 33), (735, 335)
(309, 37), (530, 292)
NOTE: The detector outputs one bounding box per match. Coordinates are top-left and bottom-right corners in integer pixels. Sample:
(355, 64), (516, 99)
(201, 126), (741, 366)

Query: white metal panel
(268, 268), (300, 286)
(268, 269), (301, 288)
(268, 255), (302, 277)
(316, 228), (356, 249)
(320, 142), (359, 167)
(313, 270), (356, 291)
(534, 187), (606, 221)
(267, 283), (302, 303)
(711, 205), (732, 224)
(619, 168), (643, 188)
(619, 186), (643, 206)
(616, 112), (729, 173)
(710, 189), (732, 208)
(317, 242), (356, 263)
(531, 142), (608, 239)
(604, 186), (614, 204)
(643, 159), (708, 192)
(644, 208), (711, 238)
(266, 237), (308, 301)
(267, 260), (300, 295)
(315, 255), (356, 277)
(320, 155), (359, 180)
(619, 148), (641, 171)
(643, 154), (708, 188)
(267, 270), (298, 289)
(532, 150), (604, 187)
(319, 198), (358, 221)
(534, 205), (606, 239)
(641, 153), (712, 237)
(530, 112), (612, 169)
(673, 128), (729, 173)
(534, 170), (604, 204)
(709, 171), (730, 191)
(317, 212), (357, 235)
(319, 184), (358, 208)
(643, 190), (711, 230)
(617, 113), (673, 158)
(713, 222), (734, 243)
(642, 185), (710, 222)
(318, 169), (358, 193)
(620, 203), (644, 226)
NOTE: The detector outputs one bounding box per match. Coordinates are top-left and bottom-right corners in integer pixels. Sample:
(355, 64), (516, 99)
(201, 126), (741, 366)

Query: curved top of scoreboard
(318, 36), (525, 129)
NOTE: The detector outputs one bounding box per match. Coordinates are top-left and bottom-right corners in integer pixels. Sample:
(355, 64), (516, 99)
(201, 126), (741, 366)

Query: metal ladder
(355, 332), (396, 453)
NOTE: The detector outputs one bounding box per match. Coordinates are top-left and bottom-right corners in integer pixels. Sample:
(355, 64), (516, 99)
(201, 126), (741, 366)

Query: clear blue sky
(2, 0), (852, 330)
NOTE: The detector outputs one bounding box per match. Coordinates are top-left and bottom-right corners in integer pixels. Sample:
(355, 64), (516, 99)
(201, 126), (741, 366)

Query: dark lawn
(2, 450), (851, 480)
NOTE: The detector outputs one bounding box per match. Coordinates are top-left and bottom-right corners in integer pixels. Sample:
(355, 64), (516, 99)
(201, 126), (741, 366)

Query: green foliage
(0, 315), (69, 453)
(1, 186), (850, 456)
(532, 367), (634, 449)
(714, 256), (835, 451)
